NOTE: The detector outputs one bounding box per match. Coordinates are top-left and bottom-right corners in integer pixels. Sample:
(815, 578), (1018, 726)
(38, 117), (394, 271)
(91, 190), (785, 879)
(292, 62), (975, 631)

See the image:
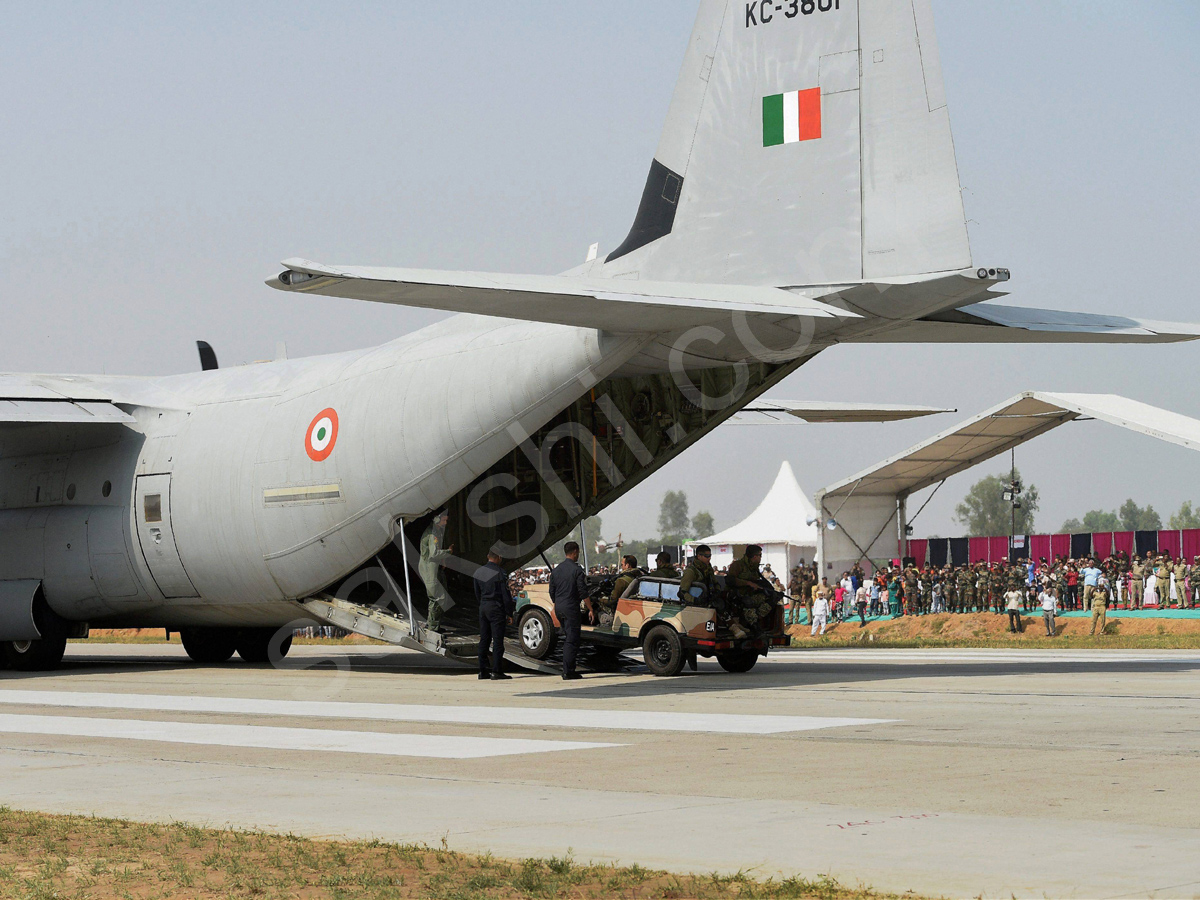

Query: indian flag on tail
(763, 88), (822, 147)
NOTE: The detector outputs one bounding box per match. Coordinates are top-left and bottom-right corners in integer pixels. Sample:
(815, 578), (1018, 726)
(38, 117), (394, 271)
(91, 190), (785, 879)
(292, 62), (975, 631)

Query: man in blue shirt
(1081, 559), (1104, 611)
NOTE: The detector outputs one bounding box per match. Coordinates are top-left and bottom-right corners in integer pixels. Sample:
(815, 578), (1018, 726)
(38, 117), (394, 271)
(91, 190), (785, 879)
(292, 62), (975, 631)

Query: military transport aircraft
(2, 0), (1197, 670)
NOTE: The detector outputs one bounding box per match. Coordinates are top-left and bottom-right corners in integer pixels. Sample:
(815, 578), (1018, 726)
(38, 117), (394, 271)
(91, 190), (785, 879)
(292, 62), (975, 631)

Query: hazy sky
(3, 1), (1199, 541)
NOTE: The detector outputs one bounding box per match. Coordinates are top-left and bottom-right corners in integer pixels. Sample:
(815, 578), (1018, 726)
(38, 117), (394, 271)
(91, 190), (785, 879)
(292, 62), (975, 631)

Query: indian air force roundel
(305, 409), (339, 462)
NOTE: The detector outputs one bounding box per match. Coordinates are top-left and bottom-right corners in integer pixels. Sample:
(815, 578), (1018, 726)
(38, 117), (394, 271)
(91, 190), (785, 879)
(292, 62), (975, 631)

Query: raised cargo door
(134, 474), (198, 599)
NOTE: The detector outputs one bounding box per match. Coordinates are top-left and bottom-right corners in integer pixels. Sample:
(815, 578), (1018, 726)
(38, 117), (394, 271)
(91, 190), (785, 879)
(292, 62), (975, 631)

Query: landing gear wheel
(236, 628), (292, 664)
(717, 649), (759, 673)
(642, 625), (685, 677)
(519, 608), (557, 660)
(180, 628), (236, 664)
(2, 636), (67, 672)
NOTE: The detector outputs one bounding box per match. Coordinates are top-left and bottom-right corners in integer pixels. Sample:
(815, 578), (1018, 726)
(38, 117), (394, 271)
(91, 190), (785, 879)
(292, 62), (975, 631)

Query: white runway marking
(768, 650), (1200, 664)
(0, 691), (892, 735)
(0, 714), (619, 759)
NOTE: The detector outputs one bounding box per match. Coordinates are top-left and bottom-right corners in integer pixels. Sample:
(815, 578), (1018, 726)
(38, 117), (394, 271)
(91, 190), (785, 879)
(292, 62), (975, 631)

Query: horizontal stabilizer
(267, 260), (857, 333)
(849, 304), (1200, 344)
(728, 401), (953, 425)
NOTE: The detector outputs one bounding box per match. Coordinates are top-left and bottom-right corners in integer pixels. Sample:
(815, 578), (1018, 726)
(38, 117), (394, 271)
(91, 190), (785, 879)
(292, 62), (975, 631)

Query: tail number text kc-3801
(746, 0), (841, 28)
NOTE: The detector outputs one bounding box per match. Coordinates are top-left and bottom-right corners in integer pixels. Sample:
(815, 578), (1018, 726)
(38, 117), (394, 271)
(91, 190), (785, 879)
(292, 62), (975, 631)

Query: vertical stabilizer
(603, 0), (971, 286)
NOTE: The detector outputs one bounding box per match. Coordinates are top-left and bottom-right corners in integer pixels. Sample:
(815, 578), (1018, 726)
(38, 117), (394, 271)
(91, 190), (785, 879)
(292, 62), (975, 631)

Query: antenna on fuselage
(197, 341), (219, 371)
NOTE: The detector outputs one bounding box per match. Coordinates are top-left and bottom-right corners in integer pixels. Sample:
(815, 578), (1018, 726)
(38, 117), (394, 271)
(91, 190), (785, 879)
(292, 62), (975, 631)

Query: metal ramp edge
(302, 597), (644, 675)
(301, 596), (473, 665)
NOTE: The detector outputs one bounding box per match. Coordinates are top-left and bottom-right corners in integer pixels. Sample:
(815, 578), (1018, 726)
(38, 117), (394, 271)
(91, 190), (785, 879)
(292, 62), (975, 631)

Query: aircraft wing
(0, 378), (144, 465)
(0, 400), (135, 425)
(267, 259), (857, 332)
(846, 304), (1200, 344)
(727, 401), (953, 425)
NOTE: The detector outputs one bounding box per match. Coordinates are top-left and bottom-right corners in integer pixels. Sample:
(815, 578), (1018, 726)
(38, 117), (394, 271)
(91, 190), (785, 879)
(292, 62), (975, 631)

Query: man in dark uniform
(473, 550), (515, 680)
(549, 541), (588, 680)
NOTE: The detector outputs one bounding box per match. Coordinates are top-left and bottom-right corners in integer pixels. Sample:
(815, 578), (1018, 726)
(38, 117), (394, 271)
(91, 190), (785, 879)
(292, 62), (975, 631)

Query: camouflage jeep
(515, 576), (787, 677)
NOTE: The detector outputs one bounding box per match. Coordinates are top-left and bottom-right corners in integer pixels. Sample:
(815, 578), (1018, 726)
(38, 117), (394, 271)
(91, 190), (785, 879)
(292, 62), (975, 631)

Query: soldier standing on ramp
(420, 510), (453, 633)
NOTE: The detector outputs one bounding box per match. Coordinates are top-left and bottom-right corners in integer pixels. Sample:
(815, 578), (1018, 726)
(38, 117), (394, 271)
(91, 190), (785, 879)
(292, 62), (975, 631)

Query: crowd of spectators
(786, 551), (1199, 626)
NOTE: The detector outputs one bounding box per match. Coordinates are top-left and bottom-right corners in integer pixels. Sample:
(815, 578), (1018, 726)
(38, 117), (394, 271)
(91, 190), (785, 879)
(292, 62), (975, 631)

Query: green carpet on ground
(786, 608), (1200, 626)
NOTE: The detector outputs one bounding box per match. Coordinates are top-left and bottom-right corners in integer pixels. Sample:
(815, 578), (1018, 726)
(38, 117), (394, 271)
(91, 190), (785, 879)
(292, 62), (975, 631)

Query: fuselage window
(144, 494), (163, 523)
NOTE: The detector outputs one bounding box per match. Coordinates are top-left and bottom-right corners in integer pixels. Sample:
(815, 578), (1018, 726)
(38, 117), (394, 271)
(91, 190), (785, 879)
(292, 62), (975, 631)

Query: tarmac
(1, 643), (1198, 899)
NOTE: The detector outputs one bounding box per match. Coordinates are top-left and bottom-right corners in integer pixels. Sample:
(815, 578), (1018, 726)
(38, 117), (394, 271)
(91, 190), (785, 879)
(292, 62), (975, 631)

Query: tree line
(952, 469), (1200, 537)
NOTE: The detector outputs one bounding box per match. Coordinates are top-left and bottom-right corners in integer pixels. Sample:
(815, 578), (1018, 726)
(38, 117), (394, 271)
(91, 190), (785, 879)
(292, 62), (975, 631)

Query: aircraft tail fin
(601, 0), (971, 287)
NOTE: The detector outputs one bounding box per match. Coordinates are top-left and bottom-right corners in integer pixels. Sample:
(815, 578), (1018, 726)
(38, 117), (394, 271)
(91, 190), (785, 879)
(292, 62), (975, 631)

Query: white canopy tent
(688, 461), (819, 579)
(814, 392), (1200, 578)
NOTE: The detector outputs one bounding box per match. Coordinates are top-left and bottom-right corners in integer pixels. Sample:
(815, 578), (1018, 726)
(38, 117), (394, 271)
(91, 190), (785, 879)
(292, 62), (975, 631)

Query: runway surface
(1, 643), (1198, 899)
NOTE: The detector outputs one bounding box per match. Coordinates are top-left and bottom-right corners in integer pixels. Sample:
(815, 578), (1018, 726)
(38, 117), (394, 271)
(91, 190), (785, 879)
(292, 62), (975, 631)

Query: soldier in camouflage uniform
(955, 566), (967, 612)
(787, 565), (806, 625)
(651, 551), (679, 579)
(963, 565), (978, 613)
(1102, 556), (1121, 607)
(726, 545), (776, 635)
(680, 545), (718, 603)
(603, 555), (644, 626)
(918, 567), (933, 616)
(979, 566), (998, 619)
(903, 566), (919, 617)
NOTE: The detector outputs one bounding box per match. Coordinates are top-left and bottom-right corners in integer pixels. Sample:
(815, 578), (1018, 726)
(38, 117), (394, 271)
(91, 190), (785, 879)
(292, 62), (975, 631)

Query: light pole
(1001, 449), (1023, 562)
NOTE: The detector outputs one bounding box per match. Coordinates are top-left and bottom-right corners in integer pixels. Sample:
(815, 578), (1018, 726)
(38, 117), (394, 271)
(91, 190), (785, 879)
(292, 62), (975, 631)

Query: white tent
(687, 461), (819, 580)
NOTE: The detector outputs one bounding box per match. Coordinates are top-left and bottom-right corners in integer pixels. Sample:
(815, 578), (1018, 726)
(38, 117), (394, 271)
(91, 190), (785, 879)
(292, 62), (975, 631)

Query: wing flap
(268, 259), (858, 333)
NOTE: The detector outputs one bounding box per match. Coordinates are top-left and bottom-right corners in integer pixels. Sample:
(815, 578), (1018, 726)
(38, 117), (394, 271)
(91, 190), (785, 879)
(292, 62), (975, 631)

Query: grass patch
(0, 807), (915, 900)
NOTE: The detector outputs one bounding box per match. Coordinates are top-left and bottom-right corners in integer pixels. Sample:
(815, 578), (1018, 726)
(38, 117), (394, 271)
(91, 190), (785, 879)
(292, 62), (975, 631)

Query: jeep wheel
(642, 625), (684, 677)
(180, 628), (236, 664)
(717, 649), (759, 673)
(2, 636), (67, 672)
(519, 608), (557, 660)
